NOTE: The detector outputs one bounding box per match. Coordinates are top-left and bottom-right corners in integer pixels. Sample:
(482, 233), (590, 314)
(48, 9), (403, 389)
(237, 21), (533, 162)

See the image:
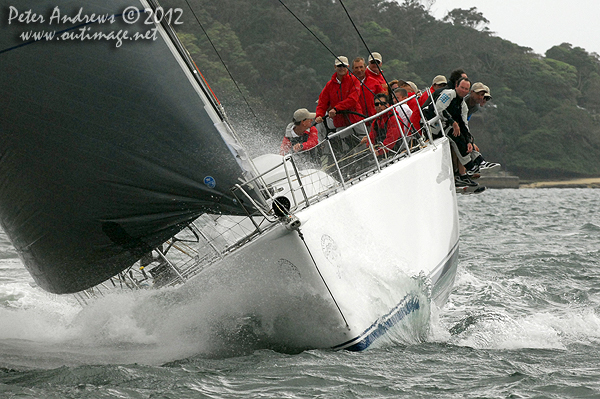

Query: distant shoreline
(520, 177), (600, 188)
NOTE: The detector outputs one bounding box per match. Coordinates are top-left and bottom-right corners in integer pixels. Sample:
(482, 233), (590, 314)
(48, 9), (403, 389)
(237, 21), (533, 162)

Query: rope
(297, 229), (350, 329)
(183, 0), (257, 118)
(276, 0), (381, 100)
(337, 0), (397, 103)
(276, 0), (339, 61)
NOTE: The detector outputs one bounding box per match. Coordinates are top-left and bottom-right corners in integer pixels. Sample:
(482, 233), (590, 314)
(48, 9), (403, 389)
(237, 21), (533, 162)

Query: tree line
(164, 0), (600, 179)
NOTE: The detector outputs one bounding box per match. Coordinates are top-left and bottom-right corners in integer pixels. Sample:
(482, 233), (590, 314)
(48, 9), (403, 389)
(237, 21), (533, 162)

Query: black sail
(0, 0), (259, 293)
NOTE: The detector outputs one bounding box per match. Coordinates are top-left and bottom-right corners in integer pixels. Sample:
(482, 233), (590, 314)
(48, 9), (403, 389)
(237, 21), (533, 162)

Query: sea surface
(1, 188), (600, 398)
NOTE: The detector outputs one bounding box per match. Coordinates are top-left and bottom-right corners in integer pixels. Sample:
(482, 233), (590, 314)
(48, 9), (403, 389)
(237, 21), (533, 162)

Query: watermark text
(7, 5), (183, 48)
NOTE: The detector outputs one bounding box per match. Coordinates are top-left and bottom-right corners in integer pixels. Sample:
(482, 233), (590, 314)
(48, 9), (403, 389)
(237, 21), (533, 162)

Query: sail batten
(0, 0), (260, 293)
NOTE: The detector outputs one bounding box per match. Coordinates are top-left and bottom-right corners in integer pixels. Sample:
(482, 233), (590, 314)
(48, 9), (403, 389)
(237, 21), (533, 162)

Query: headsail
(0, 0), (261, 293)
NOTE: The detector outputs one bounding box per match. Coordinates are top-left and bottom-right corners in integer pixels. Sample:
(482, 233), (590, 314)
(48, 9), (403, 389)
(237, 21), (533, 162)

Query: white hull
(180, 137), (459, 351)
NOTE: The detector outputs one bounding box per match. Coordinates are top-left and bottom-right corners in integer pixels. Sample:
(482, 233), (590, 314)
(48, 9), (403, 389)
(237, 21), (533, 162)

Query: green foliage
(583, 72), (600, 112)
(163, 0), (600, 178)
(443, 7), (490, 31)
(508, 106), (600, 177)
(546, 43), (600, 113)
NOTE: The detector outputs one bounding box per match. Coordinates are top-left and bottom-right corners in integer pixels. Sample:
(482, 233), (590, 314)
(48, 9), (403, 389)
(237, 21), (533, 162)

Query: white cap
(405, 81), (419, 94)
(293, 108), (316, 123)
(432, 75), (447, 85)
(334, 56), (349, 67)
(471, 82), (488, 93)
(368, 52), (382, 63)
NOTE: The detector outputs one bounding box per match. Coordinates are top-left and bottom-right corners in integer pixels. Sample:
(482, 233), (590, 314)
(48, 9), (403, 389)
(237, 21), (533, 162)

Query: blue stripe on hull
(334, 295), (421, 351)
(332, 242), (459, 351)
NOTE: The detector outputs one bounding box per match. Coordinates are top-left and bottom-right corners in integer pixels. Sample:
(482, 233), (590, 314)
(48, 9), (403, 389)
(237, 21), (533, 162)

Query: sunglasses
(336, 64), (346, 68)
(374, 101), (387, 106)
(369, 60), (380, 64)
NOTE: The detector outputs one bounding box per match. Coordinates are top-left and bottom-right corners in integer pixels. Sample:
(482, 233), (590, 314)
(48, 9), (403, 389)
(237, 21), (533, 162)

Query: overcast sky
(427, 0), (600, 56)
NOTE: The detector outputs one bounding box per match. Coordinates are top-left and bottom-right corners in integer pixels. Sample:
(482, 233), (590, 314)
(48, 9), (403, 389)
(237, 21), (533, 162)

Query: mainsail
(0, 0), (260, 293)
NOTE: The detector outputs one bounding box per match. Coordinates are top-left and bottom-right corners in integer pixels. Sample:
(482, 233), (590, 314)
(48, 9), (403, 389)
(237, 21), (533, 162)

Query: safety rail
(73, 214), (271, 304)
(232, 94), (442, 215)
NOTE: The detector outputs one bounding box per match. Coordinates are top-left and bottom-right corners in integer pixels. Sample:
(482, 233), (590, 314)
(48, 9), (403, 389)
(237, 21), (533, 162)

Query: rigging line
(337, 0), (397, 101)
(275, 0), (380, 102)
(296, 229), (350, 329)
(275, 0), (339, 61)
(183, 0), (257, 118)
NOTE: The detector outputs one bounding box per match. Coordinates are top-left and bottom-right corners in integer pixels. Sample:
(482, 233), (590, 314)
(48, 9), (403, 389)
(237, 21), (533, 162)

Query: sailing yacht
(0, 0), (459, 351)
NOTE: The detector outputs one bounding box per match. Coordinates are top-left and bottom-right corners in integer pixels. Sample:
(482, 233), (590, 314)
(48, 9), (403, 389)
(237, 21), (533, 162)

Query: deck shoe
(464, 158), (481, 176)
(465, 163), (480, 176)
(455, 174), (479, 187)
(479, 161), (501, 172)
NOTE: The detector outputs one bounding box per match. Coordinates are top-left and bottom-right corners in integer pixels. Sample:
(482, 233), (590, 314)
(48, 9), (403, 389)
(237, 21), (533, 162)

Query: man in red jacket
(280, 108), (319, 155)
(365, 52), (387, 94)
(361, 93), (401, 157)
(315, 56), (366, 171)
(352, 56), (385, 120)
(315, 56), (364, 130)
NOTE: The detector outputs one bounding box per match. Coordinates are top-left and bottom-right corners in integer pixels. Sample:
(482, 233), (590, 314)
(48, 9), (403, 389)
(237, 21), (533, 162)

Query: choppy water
(1, 188), (600, 398)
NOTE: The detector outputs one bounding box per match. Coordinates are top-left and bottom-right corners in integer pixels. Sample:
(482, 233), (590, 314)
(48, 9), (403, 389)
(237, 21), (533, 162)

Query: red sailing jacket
(367, 111), (401, 155)
(316, 72), (364, 128)
(280, 125), (319, 155)
(406, 95), (422, 134)
(358, 75), (385, 118)
(365, 67), (387, 94)
(419, 86), (434, 107)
